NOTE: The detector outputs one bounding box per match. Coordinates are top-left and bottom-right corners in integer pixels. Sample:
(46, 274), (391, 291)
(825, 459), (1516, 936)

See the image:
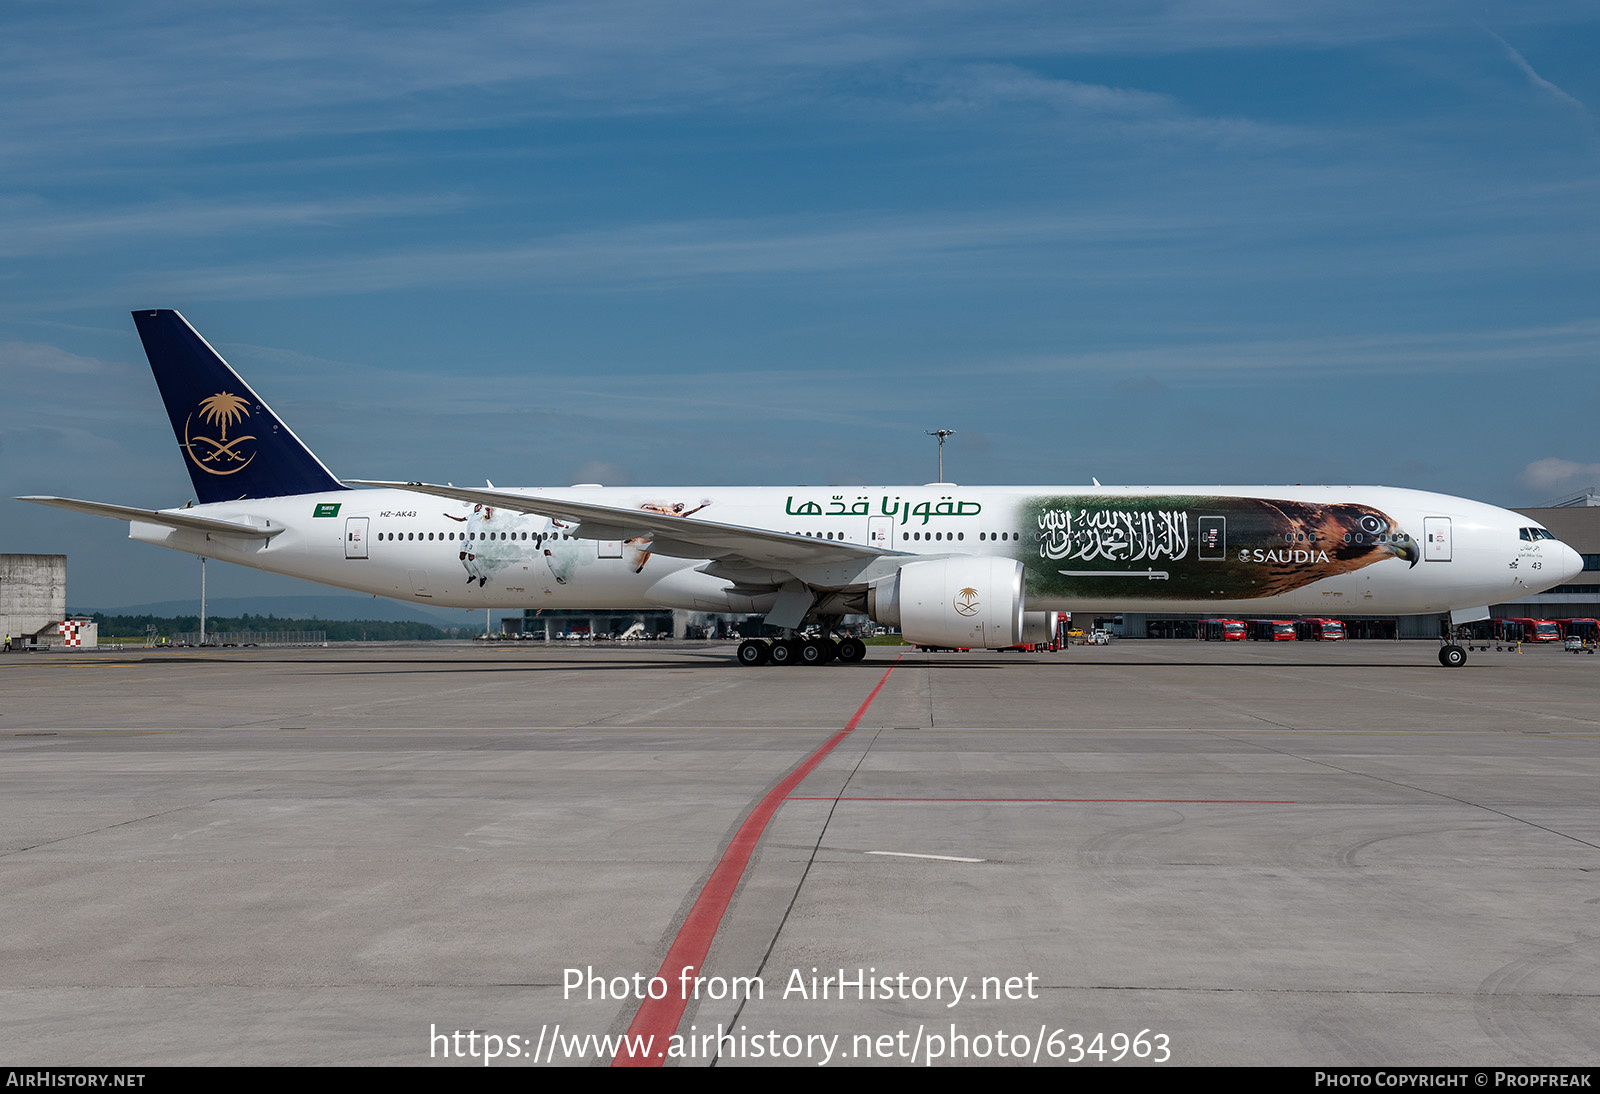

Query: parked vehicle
(1500, 618), (1562, 643)
(1296, 617), (1346, 640)
(1199, 618), (1247, 641)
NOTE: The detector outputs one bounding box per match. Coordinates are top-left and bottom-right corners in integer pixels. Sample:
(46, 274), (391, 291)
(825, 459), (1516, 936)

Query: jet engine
(869, 557), (1024, 648)
(1020, 611), (1063, 645)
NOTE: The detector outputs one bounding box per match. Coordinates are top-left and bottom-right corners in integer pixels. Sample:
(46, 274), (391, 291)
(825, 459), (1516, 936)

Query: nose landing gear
(1439, 620), (1470, 667)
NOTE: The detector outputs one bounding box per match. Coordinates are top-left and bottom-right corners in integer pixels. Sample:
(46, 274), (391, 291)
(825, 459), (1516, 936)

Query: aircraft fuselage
(130, 482), (1575, 619)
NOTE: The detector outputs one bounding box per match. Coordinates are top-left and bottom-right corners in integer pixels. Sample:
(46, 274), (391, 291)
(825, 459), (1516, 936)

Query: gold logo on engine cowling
(954, 586), (981, 616)
(184, 392), (257, 476)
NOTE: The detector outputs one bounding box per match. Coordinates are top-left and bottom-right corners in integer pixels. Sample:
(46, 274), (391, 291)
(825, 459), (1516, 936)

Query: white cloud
(113, 208), (1231, 300)
(966, 320), (1600, 380)
(571, 461), (632, 486)
(1485, 29), (1592, 118)
(914, 63), (1178, 118)
(0, 194), (466, 258)
(1519, 458), (1600, 493)
(2, 1), (1559, 155)
(0, 341), (116, 376)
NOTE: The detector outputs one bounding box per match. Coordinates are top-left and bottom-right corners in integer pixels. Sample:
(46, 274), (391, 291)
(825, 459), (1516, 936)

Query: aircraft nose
(1558, 541), (1585, 584)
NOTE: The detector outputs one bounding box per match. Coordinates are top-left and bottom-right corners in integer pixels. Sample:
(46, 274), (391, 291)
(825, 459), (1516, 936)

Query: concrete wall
(1, 554), (66, 641)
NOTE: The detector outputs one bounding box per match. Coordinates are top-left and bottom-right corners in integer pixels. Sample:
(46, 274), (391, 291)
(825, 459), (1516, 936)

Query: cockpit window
(1520, 527), (1556, 541)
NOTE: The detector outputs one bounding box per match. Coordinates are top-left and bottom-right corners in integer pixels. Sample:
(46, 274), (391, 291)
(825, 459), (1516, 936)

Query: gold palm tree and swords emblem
(953, 586), (981, 616)
(184, 392), (257, 475)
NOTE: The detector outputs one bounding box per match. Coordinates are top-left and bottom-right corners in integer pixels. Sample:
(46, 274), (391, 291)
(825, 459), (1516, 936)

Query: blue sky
(4, 1), (1598, 609)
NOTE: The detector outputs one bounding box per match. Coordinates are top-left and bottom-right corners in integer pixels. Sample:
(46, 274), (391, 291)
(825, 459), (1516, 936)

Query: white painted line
(865, 851), (984, 863)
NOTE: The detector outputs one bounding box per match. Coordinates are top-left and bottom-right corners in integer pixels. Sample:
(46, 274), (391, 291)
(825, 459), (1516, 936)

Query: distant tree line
(75, 612), (469, 642)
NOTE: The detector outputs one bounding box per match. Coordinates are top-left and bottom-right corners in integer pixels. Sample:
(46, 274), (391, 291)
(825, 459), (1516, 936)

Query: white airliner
(20, 311), (1585, 667)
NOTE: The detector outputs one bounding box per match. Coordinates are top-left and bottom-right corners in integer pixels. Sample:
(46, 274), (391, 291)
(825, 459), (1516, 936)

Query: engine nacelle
(1020, 611), (1063, 646)
(869, 557), (1024, 649)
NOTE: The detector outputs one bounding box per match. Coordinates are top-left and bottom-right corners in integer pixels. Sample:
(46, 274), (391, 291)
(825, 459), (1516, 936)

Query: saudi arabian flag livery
(1019, 494), (1421, 601)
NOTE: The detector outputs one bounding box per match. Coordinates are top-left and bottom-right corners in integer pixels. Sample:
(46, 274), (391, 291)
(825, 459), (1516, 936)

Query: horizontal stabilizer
(16, 496), (285, 539)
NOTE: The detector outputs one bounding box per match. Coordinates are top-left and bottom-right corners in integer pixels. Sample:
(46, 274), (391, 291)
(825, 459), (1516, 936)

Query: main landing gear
(736, 636), (867, 666)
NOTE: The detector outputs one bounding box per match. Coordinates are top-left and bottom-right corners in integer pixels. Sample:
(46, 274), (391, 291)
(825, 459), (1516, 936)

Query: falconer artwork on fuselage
(17, 311), (1587, 668)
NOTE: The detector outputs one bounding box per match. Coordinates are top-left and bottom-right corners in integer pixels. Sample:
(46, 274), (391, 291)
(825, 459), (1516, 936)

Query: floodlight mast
(926, 429), (956, 482)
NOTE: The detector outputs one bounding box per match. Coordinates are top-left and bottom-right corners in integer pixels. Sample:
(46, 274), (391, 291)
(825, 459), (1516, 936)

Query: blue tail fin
(132, 310), (346, 503)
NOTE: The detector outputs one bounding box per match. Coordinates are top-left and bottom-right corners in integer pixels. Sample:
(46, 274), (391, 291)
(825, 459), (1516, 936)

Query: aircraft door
(1423, 517), (1452, 562)
(868, 516), (893, 548)
(345, 517), (369, 559)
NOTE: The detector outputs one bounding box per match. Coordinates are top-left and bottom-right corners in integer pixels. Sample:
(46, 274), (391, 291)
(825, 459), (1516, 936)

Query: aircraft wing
(345, 480), (902, 568)
(16, 496), (285, 539)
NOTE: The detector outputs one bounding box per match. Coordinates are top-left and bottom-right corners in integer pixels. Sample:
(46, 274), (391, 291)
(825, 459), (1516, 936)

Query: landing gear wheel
(1439, 644), (1467, 668)
(737, 639), (769, 666)
(799, 638), (827, 665)
(836, 637), (867, 664)
(821, 638), (839, 663)
(768, 640), (799, 666)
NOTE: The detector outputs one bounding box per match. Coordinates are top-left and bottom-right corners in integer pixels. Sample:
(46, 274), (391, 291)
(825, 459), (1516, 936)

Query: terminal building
(509, 608), (766, 641)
